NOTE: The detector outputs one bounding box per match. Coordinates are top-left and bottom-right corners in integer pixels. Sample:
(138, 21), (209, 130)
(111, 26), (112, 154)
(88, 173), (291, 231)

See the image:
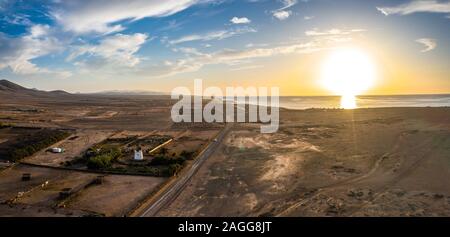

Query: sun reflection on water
(341, 94), (357, 109)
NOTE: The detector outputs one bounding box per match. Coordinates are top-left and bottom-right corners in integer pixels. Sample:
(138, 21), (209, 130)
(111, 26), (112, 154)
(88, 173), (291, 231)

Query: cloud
(272, 0), (298, 20)
(158, 20), (186, 32)
(68, 33), (149, 67)
(157, 40), (327, 77)
(273, 11), (291, 20)
(305, 28), (366, 36)
(230, 64), (264, 71)
(377, 0), (450, 16)
(0, 24), (70, 77)
(2, 13), (32, 26)
(50, 0), (216, 34)
(277, 0), (298, 11)
(154, 28), (366, 77)
(0, 0), (10, 11)
(416, 38), (437, 52)
(246, 43), (269, 48)
(230, 16), (251, 24)
(173, 47), (205, 56)
(169, 27), (256, 44)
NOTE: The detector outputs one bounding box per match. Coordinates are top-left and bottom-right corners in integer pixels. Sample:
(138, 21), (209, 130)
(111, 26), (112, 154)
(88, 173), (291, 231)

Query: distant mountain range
(0, 79), (167, 98)
(90, 90), (167, 96)
(0, 79), (72, 98)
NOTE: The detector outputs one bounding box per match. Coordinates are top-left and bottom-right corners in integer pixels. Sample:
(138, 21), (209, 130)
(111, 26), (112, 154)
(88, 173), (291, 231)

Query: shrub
(0, 122), (12, 128)
(134, 167), (162, 176)
(5, 130), (70, 161)
(168, 164), (183, 176)
(87, 154), (114, 169)
(150, 155), (186, 166)
(85, 145), (122, 170)
(180, 150), (195, 160)
(107, 166), (127, 173)
(159, 147), (169, 155)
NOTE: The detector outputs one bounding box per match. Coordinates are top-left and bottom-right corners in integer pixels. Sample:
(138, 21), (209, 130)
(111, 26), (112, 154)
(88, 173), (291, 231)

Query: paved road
(137, 123), (233, 217)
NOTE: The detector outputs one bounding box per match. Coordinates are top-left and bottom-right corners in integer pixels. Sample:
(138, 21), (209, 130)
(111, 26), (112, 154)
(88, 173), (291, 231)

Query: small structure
(59, 188), (72, 199)
(93, 176), (105, 185)
(22, 173), (31, 181)
(134, 147), (144, 161)
(50, 147), (64, 153)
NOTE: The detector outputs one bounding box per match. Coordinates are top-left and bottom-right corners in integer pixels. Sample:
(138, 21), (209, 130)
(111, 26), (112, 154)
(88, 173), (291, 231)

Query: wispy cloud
(277, 0), (298, 11)
(158, 20), (187, 32)
(67, 33), (149, 67)
(305, 28), (366, 36)
(157, 40), (328, 77)
(246, 43), (269, 48)
(169, 27), (256, 44)
(377, 0), (450, 16)
(230, 16), (251, 24)
(273, 0), (298, 20)
(172, 47), (205, 56)
(2, 13), (32, 26)
(50, 0), (220, 34)
(416, 38), (437, 52)
(230, 64), (264, 71)
(154, 28), (366, 77)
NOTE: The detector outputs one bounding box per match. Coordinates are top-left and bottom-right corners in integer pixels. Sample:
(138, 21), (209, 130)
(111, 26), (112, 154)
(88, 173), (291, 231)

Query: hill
(0, 79), (72, 98)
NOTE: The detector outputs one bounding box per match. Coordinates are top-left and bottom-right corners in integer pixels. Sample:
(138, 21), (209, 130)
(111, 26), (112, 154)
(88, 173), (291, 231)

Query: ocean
(278, 94), (450, 110)
(223, 94), (450, 110)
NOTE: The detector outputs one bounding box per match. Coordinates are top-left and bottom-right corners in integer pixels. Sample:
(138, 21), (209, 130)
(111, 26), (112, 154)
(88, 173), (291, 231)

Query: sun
(320, 47), (376, 109)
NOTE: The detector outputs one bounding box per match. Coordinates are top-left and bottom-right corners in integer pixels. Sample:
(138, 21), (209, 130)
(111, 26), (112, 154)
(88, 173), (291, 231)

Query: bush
(134, 166), (164, 176)
(180, 150), (195, 160)
(85, 145), (122, 170)
(85, 145), (121, 158)
(150, 155), (186, 166)
(107, 166), (127, 173)
(159, 147), (169, 155)
(87, 154), (114, 169)
(5, 130), (70, 161)
(0, 122), (13, 128)
(168, 164), (183, 176)
(106, 166), (167, 177)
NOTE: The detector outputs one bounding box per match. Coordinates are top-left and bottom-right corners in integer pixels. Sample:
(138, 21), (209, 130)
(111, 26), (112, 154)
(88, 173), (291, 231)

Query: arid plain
(1, 80), (450, 217)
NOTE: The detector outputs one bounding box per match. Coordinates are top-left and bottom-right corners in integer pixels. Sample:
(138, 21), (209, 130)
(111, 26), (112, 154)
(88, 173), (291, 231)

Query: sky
(0, 0), (449, 95)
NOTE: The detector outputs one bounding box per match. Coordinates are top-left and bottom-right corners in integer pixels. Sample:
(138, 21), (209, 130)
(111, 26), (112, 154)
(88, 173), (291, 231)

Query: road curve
(137, 123), (233, 217)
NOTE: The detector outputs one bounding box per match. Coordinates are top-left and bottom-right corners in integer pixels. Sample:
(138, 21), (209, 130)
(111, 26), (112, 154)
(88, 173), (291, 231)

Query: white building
(50, 147), (64, 153)
(134, 148), (144, 161)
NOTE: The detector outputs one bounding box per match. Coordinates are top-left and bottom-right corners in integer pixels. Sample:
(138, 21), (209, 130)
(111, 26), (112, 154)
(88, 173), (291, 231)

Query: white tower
(134, 148), (144, 161)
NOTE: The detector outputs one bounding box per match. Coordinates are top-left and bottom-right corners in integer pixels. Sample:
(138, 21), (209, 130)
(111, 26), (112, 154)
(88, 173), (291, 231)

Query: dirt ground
(0, 165), (65, 203)
(159, 107), (450, 217)
(0, 94), (174, 131)
(66, 175), (165, 217)
(0, 203), (90, 217)
(2, 91), (450, 217)
(0, 164), (166, 216)
(23, 130), (115, 167)
(164, 129), (219, 156)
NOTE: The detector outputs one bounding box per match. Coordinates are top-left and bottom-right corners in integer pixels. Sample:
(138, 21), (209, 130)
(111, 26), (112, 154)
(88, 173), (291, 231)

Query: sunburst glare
(321, 48), (376, 109)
